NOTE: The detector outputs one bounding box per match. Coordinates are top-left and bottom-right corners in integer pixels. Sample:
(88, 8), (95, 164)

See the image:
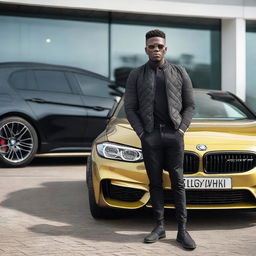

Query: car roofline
(0, 61), (110, 81)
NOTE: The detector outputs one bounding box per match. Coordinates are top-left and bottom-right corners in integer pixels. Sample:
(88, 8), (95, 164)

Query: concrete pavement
(0, 157), (255, 256)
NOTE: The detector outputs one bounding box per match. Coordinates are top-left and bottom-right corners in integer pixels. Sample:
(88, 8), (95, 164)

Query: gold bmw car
(86, 89), (256, 218)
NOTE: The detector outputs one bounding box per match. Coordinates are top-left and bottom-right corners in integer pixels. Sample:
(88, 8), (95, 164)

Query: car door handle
(27, 98), (46, 103)
(92, 106), (106, 111)
(83, 105), (112, 111)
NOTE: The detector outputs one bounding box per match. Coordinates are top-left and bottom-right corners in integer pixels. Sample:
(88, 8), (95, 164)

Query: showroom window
(110, 13), (221, 90)
(0, 15), (109, 77)
(246, 22), (256, 113)
(0, 9), (221, 91)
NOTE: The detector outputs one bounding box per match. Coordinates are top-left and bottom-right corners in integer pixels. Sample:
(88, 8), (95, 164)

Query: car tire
(0, 116), (38, 168)
(86, 155), (121, 219)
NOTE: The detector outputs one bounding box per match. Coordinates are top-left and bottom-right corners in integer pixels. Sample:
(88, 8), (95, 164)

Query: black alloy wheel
(0, 116), (38, 167)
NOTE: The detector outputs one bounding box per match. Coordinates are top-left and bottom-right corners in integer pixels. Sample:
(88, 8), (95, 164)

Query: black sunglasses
(147, 44), (165, 50)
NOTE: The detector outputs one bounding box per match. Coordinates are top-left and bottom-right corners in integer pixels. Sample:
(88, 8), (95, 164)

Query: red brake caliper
(0, 138), (7, 152)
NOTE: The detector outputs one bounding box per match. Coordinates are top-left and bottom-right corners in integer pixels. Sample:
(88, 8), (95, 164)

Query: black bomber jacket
(124, 60), (195, 137)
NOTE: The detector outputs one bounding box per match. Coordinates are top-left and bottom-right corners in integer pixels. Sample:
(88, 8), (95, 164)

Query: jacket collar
(147, 59), (169, 71)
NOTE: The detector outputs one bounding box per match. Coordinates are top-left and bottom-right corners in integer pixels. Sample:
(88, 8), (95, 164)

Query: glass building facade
(0, 11), (221, 91)
(246, 22), (256, 113)
(0, 15), (109, 77)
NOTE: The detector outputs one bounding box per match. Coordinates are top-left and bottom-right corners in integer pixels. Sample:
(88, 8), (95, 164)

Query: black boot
(176, 228), (196, 250)
(144, 220), (166, 243)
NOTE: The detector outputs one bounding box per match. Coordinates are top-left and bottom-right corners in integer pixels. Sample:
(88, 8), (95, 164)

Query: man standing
(124, 29), (196, 250)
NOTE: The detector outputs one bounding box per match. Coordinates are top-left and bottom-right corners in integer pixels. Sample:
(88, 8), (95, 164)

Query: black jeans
(140, 123), (187, 229)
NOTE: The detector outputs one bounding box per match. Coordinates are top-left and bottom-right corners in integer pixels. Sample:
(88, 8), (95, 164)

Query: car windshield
(116, 90), (256, 120)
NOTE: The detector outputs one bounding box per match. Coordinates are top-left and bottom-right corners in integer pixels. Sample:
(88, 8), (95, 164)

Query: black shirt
(149, 60), (175, 129)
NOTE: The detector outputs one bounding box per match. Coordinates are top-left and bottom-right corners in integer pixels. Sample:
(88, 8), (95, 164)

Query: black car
(0, 62), (119, 167)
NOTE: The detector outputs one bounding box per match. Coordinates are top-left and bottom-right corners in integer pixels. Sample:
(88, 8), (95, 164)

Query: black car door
(11, 69), (88, 148)
(72, 72), (117, 144)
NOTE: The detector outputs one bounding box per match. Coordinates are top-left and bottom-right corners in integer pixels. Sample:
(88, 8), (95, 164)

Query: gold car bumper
(90, 145), (256, 210)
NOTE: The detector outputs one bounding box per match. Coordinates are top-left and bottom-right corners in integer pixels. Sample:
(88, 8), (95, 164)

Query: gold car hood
(106, 118), (256, 148)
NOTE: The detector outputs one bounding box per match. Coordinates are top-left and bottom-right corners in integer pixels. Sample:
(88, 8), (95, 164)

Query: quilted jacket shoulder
(124, 60), (195, 137)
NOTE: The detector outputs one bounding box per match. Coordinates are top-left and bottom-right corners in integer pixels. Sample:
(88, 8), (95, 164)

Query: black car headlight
(96, 142), (143, 162)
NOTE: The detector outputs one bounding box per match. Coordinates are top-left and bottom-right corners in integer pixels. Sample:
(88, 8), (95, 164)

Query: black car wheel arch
(0, 116), (38, 167)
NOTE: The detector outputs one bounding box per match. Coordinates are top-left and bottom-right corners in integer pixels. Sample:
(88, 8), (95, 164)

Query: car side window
(10, 70), (37, 90)
(75, 73), (112, 98)
(34, 70), (72, 93)
(193, 92), (251, 120)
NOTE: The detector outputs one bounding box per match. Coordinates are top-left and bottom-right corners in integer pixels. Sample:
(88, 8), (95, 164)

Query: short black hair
(145, 29), (166, 41)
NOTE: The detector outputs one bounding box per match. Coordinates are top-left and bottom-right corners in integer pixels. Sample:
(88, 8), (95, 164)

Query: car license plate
(184, 177), (232, 190)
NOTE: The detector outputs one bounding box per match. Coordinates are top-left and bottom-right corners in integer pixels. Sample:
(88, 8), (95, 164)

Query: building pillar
(221, 18), (246, 100)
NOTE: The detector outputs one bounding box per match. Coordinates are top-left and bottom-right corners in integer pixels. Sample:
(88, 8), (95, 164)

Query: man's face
(145, 37), (167, 62)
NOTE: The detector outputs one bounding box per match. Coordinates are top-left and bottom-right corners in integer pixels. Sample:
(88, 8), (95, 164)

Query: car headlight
(96, 142), (143, 162)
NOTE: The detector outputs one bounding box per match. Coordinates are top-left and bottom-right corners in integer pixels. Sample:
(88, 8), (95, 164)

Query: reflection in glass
(193, 92), (250, 120)
(0, 13), (221, 94)
(75, 73), (117, 98)
(111, 24), (220, 90)
(116, 91), (255, 120)
(34, 71), (72, 93)
(0, 15), (109, 77)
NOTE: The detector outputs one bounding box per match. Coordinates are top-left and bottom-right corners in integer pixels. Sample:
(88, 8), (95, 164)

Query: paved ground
(0, 156), (255, 256)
